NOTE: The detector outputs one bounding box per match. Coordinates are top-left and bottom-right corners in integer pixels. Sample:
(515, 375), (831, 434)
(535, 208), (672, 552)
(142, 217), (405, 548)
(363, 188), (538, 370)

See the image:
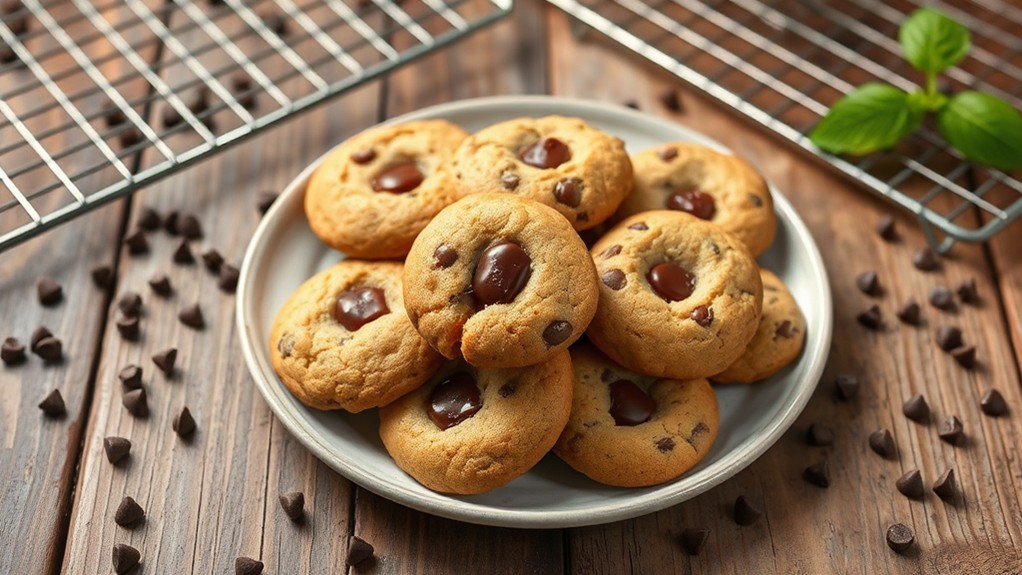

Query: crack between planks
(258, 411), (274, 561)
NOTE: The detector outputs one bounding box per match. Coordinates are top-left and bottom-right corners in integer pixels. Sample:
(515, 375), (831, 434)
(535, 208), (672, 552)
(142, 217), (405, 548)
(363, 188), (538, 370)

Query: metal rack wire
(0, 0), (511, 253)
(548, 0), (1022, 252)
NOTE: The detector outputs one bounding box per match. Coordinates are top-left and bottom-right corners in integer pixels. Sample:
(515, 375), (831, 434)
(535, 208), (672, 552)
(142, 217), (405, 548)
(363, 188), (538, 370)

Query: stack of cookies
(270, 114), (806, 495)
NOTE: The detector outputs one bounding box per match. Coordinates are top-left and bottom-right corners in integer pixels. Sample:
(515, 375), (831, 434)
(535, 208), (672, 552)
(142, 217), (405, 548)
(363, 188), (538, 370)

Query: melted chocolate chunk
(553, 178), (583, 207)
(351, 148), (376, 164)
(690, 305), (713, 327)
(498, 382), (516, 398)
(472, 242), (531, 306)
(647, 262), (696, 302)
(370, 161), (423, 193)
(433, 245), (458, 268)
(428, 373), (482, 430)
(519, 137), (571, 169)
(655, 437), (675, 452)
(542, 320), (573, 347)
(748, 193), (763, 207)
(658, 147), (678, 161)
(601, 269), (626, 290)
(666, 189), (716, 220)
(500, 171), (520, 190)
(609, 379), (656, 426)
(627, 222), (648, 231)
(599, 245), (621, 259)
(334, 287), (389, 331)
(775, 320), (795, 338)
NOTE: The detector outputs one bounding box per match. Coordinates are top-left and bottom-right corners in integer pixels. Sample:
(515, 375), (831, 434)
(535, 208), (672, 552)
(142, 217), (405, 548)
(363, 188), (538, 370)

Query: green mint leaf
(810, 83), (923, 155)
(899, 8), (970, 75)
(938, 91), (1022, 171)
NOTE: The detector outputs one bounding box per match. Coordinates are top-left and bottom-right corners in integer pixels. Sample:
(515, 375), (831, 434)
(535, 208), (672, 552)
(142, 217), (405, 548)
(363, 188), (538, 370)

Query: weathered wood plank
(545, 7), (1022, 574)
(61, 3), (385, 571)
(0, 2), (160, 572)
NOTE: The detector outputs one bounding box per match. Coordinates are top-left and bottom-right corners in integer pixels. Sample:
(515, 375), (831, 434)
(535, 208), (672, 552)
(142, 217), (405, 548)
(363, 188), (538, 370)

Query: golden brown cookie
(616, 143), (776, 256)
(587, 210), (763, 380)
(379, 351), (574, 495)
(269, 260), (443, 412)
(403, 193), (599, 368)
(451, 116), (633, 230)
(554, 345), (719, 487)
(712, 269), (806, 383)
(304, 120), (468, 259)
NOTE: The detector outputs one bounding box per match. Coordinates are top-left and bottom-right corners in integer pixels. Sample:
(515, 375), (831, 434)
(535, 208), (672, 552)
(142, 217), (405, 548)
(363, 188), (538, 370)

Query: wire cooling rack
(548, 0), (1022, 252)
(0, 0), (511, 253)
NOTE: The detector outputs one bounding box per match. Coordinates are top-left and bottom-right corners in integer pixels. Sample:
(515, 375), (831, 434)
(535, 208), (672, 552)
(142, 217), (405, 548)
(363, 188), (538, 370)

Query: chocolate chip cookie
(712, 269), (806, 383)
(305, 120), (468, 259)
(616, 143), (776, 256)
(451, 116), (633, 230)
(269, 260), (443, 412)
(554, 344), (719, 487)
(403, 193), (599, 368)
(378, 350), (573, 495)
(587, 210), (763, 380)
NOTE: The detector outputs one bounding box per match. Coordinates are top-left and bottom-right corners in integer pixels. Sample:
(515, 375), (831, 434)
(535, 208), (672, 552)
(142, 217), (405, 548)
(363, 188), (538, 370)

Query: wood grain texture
(546, 7), (1022, 574)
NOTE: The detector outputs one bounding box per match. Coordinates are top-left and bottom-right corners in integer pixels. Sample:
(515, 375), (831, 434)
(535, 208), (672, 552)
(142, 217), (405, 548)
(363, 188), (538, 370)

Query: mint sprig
(810, 8), (1022, 171)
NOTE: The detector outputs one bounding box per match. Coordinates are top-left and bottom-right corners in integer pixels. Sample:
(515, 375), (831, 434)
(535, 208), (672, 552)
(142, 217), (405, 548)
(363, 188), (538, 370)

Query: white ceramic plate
(238, 96), (832, 529)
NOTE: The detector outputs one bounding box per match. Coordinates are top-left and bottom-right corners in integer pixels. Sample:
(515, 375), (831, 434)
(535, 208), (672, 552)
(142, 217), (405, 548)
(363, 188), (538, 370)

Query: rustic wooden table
(2, 1), (1021, 573)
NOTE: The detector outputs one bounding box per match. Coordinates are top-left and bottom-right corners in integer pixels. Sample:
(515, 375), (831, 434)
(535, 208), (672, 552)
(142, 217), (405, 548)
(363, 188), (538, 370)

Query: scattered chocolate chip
(659, 89), (682, 112)
(178, 303), (205, 329)
(118, 291), (143, 317)
(806, 422), (834, 446)
(0, 45), (15, 65)
(498, 382), (516, 397)
(876, 214), (897, 241)
(929, 286), (955, 310)
(112, 544), (141, 574)
(519, 137), (571, 169)
(655, 437), (675, 452)
(163, 210), (180, 235)
(178, 214), (203, 239)
(38, 389), (66, 416)
(137, 207), (161, 230)
(896, 469), (924, 499)
(37, 278), (63, 306)
(256, 191), (278, 215)
(235, 557), (263, 575)
(33, 336), (62, 363)
(173, 239), (194, 264)
(115, 496), (145, 526)
(173, 406), (196, 438)
(775, 320), (796, 338)
(30, 326), (52, 349)
(1, 337), (26, 365)
(657, 146), (678, 161)
(234, 76), (257, 109)
(152, 348), (177, 376)
(601, 269), (626, 290)
(553, 178), (584, 207)
(627, 222), (648, 231)
(896, 300), (920, 324)
(803, 460), (830, 488)
(623, 99), (639, 109)
(647, 262), (696, 302)
(104, 436), (131, 464)
(473, 243), (531, 306)
(938, 415), (964, 445)
(936, 326), (962, 351)
(599, 245), (622, 259)
(334, 288), (389, 331)
(370, 161), (423, 194)
(691, 305), (713, 327)
(218, 265), (239, 293)
(201, 248), (224, 273)
(500, 171), (520, 190)
(118, 365), (142, 389)
(748, 193), (763, 207)
(868, 428), (896, 458)
(279, 491), (304, 521)
(188, 87), (211, 114)
(912, 247), (939, 271)
(262, 11), (289, 35)
(102, 101), (127, 127)
(980, 389), (1007, 416)
(118, 127), (143, 148)
(122, 388), (148, 417)
(123, 228), (149, 254)
(678, 528), (708, 556)
(148, 273), (172, 296)
(856, 271), (880, 296)
(433, 245), (458, 268)
(950, 345), (976, 368)
(856, 305), (882, 330)
(932, 468), (956, 500)
(429, 373), (482, 430)
(955, 278), (978, 305)
(542, 320), (573, 347)
(903, 394), (929, 423)
(115, 314), (140, 340)
(350, 148), (376, 164)
(346, 536), (374, 567)
(91, 265), (113, 289)
(733, 495), (762, 526)
(886, 523), (914, 553)
(162, 106), (182, 128)
(835, 374), (860, 401)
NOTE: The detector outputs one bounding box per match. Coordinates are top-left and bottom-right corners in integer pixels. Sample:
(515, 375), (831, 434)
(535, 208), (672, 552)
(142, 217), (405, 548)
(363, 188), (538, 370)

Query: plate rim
(237, 95), (833, 528)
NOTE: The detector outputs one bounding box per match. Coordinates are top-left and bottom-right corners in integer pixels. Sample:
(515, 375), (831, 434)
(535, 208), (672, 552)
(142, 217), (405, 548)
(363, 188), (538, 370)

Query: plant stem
(926, 72), (937, 97)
